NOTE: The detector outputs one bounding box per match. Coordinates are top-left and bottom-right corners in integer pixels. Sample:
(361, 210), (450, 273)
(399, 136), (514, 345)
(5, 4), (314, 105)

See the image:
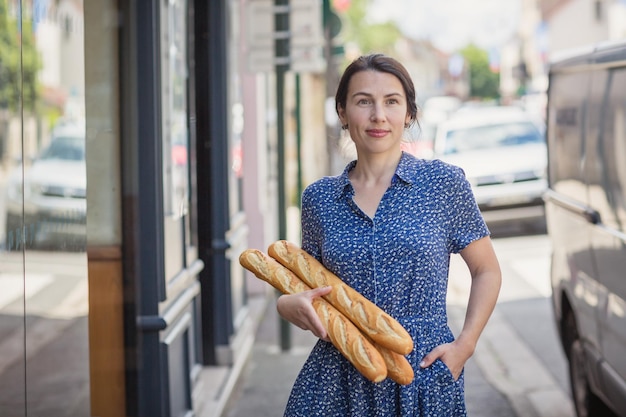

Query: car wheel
(564, 311), (616, 417)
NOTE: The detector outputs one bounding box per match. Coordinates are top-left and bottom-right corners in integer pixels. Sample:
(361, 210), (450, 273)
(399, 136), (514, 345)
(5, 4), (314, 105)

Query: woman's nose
(370, 103), (385, 122)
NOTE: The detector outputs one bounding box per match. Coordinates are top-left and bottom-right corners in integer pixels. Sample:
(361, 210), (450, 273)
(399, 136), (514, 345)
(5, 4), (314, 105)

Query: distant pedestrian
(276, 53), (502, 416)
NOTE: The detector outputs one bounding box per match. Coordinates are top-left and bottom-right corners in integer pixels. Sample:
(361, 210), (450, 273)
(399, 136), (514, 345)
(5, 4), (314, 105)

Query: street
(227, 230), (576, 417)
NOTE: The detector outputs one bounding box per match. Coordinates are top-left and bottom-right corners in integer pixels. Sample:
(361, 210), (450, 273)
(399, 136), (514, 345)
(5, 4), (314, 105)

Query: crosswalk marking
(0, 273), (54, 312)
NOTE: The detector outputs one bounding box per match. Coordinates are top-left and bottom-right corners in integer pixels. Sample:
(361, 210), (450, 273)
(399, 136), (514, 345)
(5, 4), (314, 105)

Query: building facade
(0, 0), (330, 416)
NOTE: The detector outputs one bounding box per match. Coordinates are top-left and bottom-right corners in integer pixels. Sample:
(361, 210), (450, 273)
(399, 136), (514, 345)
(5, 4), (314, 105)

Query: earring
(342, 124), (349, 130)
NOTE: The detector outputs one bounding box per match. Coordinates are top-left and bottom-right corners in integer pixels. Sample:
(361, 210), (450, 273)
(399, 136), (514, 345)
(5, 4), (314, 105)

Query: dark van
(544, 41), (626, 417)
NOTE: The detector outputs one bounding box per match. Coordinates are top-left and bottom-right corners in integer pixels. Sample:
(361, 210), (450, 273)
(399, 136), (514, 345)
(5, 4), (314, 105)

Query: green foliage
(459, 44), (500, 99)
(341, 0), (401, 57)
(0, 0), (42, 113)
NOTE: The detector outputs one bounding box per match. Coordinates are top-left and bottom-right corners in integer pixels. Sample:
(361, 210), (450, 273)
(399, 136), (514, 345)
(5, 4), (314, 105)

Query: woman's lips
(367, 129), (389, 138)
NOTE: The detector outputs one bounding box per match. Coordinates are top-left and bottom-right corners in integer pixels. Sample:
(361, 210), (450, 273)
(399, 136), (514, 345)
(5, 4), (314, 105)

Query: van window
(582, 69), (610, 221)
(588, 68), (626, 233)
(547, 72), (588, 200)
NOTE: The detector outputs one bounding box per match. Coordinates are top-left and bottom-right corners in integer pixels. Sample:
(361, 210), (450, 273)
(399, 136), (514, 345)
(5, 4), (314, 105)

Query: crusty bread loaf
(312, 298), (388, 383)
(239, 248), (311, 294)
(375, 343), (414, 385)
(267, 240), (414, 355)
(239, 248), (388, 383)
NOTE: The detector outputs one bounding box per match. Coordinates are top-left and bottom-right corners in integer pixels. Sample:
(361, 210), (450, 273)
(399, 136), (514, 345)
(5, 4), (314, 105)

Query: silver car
(433, 106), (547, 228)
(4, 122), (86, 250)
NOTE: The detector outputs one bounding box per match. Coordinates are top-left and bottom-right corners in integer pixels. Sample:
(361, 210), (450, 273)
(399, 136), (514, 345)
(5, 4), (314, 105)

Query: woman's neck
(350, 150), (402, 186)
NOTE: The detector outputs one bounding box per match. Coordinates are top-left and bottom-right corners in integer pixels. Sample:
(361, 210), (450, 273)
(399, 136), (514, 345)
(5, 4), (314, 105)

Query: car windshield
(39, 137), (85, 161)
(443, 121), (543, 155)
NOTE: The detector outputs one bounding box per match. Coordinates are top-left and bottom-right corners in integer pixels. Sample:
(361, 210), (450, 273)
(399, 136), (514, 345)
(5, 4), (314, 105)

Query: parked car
(4, 121), (86, 250)
(544, 41), (626, 417)
(432, 105), (547, 228)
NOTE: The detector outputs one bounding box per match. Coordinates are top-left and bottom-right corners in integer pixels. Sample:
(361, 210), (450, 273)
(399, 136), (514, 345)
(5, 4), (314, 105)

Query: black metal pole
(275, 0), (291, 351)
(295, 73), (303, 209)
(195, 0), (233, 365)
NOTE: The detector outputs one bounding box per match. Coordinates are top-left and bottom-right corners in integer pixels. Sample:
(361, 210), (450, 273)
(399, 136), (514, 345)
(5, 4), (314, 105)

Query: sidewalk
(223, 294), (517, 417)
(223, 293), (317, 417)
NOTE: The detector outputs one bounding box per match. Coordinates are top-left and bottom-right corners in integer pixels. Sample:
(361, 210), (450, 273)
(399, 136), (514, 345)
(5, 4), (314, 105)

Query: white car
(433, 106), (547, 227)
(4, 122), (86, 250)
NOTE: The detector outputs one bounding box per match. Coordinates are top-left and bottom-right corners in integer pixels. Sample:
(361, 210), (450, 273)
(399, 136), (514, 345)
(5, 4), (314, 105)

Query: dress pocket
(433, 358), (457, 386)
(419, 359), (465, 416)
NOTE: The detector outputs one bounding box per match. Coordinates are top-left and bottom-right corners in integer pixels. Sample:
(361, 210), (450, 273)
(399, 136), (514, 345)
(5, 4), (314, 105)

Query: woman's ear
(337, 106), (347, 126)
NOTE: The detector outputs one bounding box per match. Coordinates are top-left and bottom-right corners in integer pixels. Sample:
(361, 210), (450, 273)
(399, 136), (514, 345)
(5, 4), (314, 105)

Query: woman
(277, 54), (502, 416)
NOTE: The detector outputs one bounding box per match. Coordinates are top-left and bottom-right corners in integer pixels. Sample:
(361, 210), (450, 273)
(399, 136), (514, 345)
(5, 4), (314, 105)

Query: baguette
(375, 343), (414, 385)
(267, 240), (414, 355)
(239, 248), (388, 383)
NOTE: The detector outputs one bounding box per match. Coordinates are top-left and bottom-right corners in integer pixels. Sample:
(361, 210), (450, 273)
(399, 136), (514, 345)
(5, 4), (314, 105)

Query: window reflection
(5, 120), (86, 251)
(162, 0), (189, 219)
(0, 0), (89, 415)
(0, 0), (28, 408)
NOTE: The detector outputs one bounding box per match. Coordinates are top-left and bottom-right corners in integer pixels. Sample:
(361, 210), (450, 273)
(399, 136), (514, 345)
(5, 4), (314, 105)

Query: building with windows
(0, 0), (331, 416)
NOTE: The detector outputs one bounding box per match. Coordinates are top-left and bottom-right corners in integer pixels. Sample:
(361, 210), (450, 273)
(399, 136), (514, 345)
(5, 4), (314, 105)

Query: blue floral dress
(283, 152), (489, 417)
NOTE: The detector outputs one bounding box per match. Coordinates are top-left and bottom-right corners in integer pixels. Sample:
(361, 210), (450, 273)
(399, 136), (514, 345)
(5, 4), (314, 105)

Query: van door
(586, 65), (626, 414)
(546, 68), (600, 353)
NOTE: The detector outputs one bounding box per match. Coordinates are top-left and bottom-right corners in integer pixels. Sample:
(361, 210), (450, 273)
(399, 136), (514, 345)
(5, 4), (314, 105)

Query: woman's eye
(387, 98), (399, 105)
(357, 98), (371, 105)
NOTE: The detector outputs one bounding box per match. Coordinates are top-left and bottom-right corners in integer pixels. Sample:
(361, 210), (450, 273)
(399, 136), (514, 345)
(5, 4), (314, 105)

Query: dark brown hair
(335, 54), (419, 127)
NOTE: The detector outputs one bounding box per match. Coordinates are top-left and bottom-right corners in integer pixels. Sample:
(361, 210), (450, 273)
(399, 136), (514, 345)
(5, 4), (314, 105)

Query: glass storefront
(0, 0), (89, 415)
(0, 0), (267, 414)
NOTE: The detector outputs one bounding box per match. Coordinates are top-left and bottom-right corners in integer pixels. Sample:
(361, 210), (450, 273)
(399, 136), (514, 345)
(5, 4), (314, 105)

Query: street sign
(246, 0), (325, 73)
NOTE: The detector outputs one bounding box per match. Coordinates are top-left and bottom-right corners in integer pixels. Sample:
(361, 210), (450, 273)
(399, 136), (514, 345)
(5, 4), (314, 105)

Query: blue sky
(368, 0), (522, 52)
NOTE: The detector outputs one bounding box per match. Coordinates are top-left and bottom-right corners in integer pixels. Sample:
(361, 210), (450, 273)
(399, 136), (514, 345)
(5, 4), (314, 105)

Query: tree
(0, 0), (41, 113)
(340, 0), (402, 58)
(459, 44), (500, 100)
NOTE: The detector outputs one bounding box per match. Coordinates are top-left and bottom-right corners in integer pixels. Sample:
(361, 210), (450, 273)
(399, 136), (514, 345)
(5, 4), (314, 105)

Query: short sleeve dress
(283, 152), (490, 417)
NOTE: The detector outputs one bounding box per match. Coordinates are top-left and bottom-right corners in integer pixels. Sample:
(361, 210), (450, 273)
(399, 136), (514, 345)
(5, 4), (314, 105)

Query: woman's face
(338, 70), (411, 156)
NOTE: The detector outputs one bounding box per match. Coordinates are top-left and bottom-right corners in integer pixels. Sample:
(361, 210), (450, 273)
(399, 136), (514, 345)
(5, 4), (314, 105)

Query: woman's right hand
(276, 286), (332, 341)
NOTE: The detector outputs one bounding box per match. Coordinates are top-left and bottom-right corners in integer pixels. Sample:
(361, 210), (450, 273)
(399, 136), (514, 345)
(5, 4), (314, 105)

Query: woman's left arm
(420, 236), (502, 379)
